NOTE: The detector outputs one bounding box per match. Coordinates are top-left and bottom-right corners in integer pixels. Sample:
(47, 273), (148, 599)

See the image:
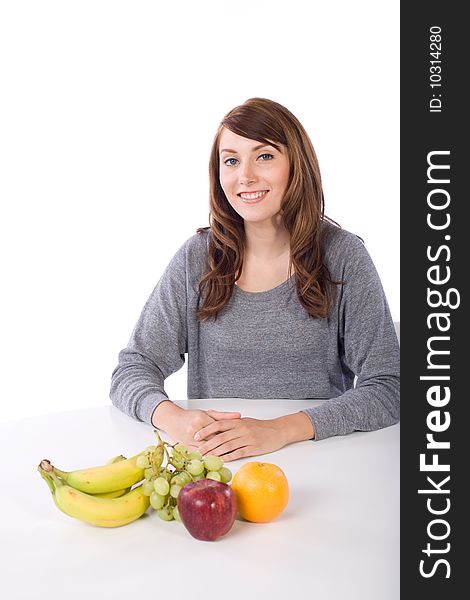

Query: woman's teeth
(238, 190), (268, 201)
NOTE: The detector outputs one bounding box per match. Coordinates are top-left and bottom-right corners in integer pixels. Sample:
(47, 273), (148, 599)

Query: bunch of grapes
(135, 432), (232, 521)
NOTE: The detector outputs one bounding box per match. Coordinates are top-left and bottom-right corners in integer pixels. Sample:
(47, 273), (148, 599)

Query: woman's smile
(237, 190), (269, 204)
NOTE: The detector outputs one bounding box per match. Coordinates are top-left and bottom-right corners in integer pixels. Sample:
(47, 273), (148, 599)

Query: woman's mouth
(237, 190), (269, 204)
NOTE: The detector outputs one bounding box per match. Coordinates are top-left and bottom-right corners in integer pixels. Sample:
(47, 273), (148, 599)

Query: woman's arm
(110, 237), (240, 440)
(275, 411), (316, 442)
(109, 241), (189, 423)
(301, 232), (400, 440)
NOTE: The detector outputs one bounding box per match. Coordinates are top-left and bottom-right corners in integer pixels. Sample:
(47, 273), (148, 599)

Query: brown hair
(196, 97), (339, 321)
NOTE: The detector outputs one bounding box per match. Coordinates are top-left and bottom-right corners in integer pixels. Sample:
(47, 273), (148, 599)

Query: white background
(0, 1), (399, 422)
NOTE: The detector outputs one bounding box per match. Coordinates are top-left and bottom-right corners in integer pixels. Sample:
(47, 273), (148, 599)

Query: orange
(231, 461), (289, 523)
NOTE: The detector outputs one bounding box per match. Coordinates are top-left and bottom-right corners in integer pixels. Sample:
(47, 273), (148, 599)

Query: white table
(0, 399), (399, 599)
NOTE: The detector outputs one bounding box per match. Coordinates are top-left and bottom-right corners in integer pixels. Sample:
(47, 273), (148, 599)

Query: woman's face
(218, 128), (290, 225)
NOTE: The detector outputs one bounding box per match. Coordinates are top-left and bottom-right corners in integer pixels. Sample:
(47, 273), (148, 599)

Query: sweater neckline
(233, 274), (295, 302)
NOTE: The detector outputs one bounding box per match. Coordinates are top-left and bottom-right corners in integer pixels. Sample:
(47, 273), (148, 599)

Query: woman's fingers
(205, 409), (241, 420)
(198, 429), (245, 456)
(194, 419), (235, 442)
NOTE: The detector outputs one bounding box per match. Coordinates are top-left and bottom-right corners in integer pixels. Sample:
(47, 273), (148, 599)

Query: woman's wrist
(273, 411), (315, 445)
(151, 400), (181, 430)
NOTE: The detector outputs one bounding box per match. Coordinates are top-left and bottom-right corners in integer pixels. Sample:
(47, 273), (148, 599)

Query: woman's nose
(239, 162), (257, 185)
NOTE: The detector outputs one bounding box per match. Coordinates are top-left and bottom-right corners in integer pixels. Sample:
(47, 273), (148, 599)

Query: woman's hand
(193, 417), (286, 462)
(194, 412), (315, 462)
(151, 401), (241, 450)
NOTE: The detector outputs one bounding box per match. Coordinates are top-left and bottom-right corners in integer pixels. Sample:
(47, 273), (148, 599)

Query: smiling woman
(219, 132), (290, 219)
(110, 97), (400, 462)
(198, 98), (336, 320)
(218, 131), (291, 292)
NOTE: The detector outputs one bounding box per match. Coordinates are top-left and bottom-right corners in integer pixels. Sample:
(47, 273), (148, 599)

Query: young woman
(110, 98), (400, 462)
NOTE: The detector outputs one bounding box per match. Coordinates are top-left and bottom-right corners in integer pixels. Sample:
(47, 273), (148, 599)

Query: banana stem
(38, 466), (56, 494)
(39, 459), (53, 473)
(38, 459), (71, 483)
(38, 461), (67, 496)
(38, 461), (65, 487)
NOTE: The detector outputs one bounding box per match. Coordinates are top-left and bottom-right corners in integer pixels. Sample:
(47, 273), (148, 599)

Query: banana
(91, 455), (130, 497)
(38, 462), (150, 528)
(93, 487), (130, 499)
(105, 454), (128, 465)
(40, 452), (146, 494)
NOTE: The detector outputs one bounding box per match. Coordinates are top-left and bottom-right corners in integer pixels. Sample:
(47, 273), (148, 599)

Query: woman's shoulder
(321, 219), (365, 253)
(320, 219), (372, 274)
(182, 227), (211, 262)
(160, 228), (210, 296)
(172, 227), (211, 281)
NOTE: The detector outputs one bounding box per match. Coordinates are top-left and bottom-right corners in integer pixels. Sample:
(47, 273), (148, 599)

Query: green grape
(150, 491), (166, 510)
(145, 445), (157, 453)
(160, 470), (172, 482)
(154, 477), (170, 496)
(188, 451), (203, 461)
(170, 474), (185, 486)
(186, 459), (204, 476)
(192, 474), (206, 481)
(170, 484), (182, 498)
(171, 456), (186, 470)
(219, 466), (232, 483)
(173, 443), (188, 456)
(136, 454), (150, 469)
(172, 506), (182, 521)
(142, 480), (155, 496)
(206, 471), (222, 481)
(144, 467), (154, 480)
(179, 471), (192, 485)
(203, 455), (224, 472)
(157, 506), (174, 521)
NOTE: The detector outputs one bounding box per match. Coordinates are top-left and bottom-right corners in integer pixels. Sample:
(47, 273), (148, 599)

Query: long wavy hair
(196, 97), (340, 321)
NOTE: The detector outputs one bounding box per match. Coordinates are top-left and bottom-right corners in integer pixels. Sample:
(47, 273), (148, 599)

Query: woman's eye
(223, 153), (273, 166)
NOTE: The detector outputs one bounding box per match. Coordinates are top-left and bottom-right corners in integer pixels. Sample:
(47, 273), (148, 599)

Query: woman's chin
(241, 212), (285, 227)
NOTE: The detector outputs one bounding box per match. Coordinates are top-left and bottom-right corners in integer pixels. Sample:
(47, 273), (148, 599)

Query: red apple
(177, 479), (237, 541)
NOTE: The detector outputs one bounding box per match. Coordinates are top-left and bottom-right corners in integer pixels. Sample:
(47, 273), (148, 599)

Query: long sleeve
(110, 240), (190, 424)
(301, 232), (400, 440)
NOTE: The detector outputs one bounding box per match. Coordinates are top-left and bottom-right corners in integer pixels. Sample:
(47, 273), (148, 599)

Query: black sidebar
(401, 1), (467, 597)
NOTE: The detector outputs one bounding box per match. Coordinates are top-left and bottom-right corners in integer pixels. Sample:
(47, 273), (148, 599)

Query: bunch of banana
(38, 451), (151, 528)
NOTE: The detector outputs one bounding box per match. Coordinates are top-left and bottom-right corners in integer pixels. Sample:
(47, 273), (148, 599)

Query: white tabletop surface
(0, 399), (399, 600)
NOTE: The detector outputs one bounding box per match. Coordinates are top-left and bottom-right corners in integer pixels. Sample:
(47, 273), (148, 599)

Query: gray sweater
(110, 223), (400, 441)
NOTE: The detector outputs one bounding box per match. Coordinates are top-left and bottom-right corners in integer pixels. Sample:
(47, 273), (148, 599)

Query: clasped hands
(195, 410), (289, 462)
(151, 402), (289, 462)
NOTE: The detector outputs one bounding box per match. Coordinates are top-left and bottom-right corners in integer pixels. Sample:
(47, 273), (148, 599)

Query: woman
(110, 98), (400, 461)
